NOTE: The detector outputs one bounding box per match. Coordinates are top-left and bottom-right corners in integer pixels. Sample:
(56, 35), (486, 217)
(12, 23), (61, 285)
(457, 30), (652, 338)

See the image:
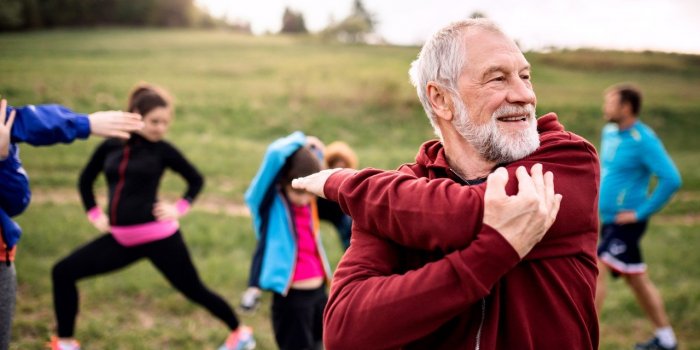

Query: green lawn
(1, 29), (699, 349)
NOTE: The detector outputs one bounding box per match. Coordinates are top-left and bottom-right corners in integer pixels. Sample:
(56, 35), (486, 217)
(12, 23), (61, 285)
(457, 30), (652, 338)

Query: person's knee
(52, 259), (74, 282)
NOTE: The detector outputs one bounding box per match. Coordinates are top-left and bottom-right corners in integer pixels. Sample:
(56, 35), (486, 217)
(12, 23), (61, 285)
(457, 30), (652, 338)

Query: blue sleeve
(0, 144), (31, 217)
(636, 135), (682, 220)
(244, 131), (306, 234)
(7, 104), (91, 146)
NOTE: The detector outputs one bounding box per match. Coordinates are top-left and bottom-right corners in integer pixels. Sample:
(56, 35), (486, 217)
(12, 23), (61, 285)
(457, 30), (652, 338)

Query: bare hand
(0, 99), (17, 159)
(88, 111), (144, 139)
(483, 164), (562, 258)
(90, 212), (111, 232)
(614, 211), (637, 225)
(291, 168), (343, 198)
(153, 201), (179, 221)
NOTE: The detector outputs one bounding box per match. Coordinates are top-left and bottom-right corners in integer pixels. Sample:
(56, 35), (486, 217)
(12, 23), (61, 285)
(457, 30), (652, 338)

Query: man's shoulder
(632, 120), (660, 141)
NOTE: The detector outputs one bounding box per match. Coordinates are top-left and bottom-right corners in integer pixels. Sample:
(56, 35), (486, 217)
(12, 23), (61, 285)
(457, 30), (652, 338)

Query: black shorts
(597, 221), (648, 278)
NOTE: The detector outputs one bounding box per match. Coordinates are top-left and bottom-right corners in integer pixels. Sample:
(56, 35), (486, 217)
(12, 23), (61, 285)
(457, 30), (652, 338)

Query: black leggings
(52, 231), (239, 337)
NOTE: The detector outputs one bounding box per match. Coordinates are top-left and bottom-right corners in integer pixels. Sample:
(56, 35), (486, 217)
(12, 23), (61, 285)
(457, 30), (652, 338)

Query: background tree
(280, 7), (307, 34)
(322, 0), (376, 43)
(469, 11), (487, 19)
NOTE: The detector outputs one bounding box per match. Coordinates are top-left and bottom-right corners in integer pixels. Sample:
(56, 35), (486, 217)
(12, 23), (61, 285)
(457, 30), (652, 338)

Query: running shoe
(218, 325), (256, 350)
(47, 336), (80, 350)
(635, 336), (678, 350)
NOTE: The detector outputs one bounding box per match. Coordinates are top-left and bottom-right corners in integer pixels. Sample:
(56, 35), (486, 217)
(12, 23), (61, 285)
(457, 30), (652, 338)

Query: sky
(195, 0), (700, 54)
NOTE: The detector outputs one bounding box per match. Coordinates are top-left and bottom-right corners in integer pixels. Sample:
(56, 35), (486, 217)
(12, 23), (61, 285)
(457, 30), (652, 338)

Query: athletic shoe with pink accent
(47, 336), (80, 350)
(218, 325), (256, 350)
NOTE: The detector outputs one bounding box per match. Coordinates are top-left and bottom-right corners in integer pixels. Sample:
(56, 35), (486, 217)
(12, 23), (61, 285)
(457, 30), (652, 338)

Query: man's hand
(153, 201), (180, 221)
(88, 111), (144, 139)
(483, 164), (562, 258)
(291, 168), (343, 199)
(614, 211), (638, 225)
(0, 99), (17, 159)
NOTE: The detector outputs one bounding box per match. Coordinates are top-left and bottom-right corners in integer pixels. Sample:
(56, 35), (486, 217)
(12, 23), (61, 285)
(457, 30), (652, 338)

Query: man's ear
(427, 82), (454, 121)
(620, 101), (634, 117)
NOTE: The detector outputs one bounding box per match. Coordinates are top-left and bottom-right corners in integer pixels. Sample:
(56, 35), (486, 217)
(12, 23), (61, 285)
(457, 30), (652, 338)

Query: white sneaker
(239, 287), (261, 312)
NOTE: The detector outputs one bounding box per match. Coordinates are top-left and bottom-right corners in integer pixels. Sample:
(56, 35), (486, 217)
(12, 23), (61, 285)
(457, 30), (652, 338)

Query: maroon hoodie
(323, 113), (600, 350)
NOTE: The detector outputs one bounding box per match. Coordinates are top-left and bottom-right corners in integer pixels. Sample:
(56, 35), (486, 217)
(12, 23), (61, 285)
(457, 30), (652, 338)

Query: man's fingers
(515, 165), (535, 196)
(530, 163), (544, 198)
(291, 168), (341, 198)
(485, 167), (509, 200)
(291, 177), (305, 190)
(544, 171), (554, 201)
(549, 193), (563, 225)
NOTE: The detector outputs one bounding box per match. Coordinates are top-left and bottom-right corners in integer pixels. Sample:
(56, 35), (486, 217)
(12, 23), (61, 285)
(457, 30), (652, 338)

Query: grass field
(1, 29), (699, 349)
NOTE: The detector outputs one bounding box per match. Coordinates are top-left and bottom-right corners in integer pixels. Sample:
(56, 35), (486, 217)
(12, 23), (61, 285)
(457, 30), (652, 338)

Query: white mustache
(493, 104), (536, 119)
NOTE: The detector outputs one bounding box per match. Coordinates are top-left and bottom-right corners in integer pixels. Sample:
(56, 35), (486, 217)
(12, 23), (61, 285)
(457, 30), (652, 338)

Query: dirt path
(29, 187), (251, 217)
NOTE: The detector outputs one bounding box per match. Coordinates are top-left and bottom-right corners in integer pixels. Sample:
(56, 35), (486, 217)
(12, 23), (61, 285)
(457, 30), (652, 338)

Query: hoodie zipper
(110, 145), (131, 224)
(475, 298), (486, 350)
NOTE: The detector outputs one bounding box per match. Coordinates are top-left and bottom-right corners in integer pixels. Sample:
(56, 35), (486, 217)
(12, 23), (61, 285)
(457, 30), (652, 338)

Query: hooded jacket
(245, 131), (332, 295)
(322, 113), (600, 350)
(1, 105), (90, 262)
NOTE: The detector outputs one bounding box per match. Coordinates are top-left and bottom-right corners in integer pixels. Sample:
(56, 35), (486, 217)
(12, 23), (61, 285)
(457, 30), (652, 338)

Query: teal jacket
(599, 120), (681, 223)
(244, 131), (331, 295)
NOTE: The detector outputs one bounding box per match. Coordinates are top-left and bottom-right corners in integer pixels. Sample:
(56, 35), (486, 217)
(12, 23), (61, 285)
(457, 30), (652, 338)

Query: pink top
(110, 220), (179, 247)
(87, 199), (190, 247)
(291, 204), (324, 282)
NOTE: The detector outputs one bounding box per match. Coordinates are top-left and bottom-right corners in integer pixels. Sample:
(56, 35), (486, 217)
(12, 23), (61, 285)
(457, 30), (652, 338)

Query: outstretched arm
(7, 103), (142, 145)
(293, 164), (560, 254)
(294, 167), (484, 252)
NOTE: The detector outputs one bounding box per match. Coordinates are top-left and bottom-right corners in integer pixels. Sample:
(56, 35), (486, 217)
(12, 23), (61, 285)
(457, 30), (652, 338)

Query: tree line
(0, 0), (235, 31)
(0, 0), (376, 43)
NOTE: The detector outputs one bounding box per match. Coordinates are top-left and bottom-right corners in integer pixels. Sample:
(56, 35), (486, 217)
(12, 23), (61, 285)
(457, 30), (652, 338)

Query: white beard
(452, 99), (540, 163)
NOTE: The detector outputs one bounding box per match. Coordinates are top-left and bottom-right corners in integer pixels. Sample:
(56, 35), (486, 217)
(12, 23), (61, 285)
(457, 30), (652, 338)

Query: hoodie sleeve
(8, 105), (90, 145)
(635, 133), (681, 220)
(323, 225), (520, 350)
(325, 168), (485, 253)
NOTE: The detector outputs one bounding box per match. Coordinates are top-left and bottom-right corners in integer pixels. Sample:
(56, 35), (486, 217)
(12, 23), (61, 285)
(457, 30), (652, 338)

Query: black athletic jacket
(79, 133), (203, 226)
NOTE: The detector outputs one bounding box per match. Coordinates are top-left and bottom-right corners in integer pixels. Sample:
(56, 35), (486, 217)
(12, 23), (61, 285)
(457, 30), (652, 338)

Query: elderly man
(293, 19), (600, 349)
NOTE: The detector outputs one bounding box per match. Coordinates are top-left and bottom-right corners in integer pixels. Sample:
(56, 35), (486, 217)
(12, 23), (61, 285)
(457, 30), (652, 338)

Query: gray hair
(409, 19), (504, 139)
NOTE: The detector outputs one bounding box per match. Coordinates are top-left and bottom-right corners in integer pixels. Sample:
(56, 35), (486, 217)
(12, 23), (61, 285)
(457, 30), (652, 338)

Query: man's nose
(507, 78), (536, 105)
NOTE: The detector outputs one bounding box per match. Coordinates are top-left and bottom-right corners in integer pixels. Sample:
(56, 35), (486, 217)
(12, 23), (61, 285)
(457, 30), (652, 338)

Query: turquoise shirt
(599, 120), (681, 224)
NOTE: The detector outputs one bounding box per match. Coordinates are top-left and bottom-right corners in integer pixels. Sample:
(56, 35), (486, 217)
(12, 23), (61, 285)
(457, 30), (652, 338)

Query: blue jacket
(245, 131), (331, 295)
(1, 105), (90, 253)
(599, 120), (682, 224)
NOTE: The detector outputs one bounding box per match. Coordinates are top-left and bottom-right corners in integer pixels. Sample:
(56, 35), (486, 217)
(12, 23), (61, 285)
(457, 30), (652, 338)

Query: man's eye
(490, 76), (506, 82)
(521, 74), (531, 80)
